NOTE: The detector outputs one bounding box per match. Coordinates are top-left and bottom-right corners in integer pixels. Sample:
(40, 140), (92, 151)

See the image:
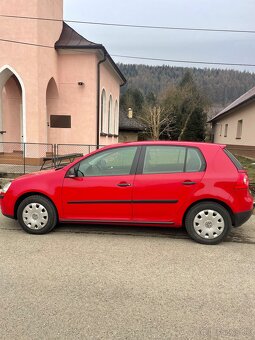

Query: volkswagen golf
(0, 141), (253, 244)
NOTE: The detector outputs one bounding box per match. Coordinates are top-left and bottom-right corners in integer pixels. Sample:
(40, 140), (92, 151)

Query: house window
(50, 115), (71, 128)
(236, 120), (243, 139)
(224, 124), (228, 137)
(219, 124), (222, 136)
(101, 89), (107, 134)
(108, 95), (114, 135)
(114, 100), (119, 135)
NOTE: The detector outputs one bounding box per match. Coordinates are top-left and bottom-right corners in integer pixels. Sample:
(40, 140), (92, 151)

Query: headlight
(1, 182), (12, 194)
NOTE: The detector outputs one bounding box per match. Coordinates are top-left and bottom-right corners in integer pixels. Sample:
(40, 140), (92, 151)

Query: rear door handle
(117, 182), (131, 187)
(182, 181), (196, 185)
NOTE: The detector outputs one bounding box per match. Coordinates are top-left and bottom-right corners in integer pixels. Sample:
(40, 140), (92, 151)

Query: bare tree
(139, 105), (175, 140)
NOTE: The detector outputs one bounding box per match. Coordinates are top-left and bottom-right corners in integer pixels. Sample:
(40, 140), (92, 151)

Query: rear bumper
(0, 195), (3, 210)
(233, 209), (253, 227)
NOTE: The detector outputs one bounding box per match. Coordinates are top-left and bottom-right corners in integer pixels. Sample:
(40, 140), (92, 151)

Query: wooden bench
(40, 153), (83, 170)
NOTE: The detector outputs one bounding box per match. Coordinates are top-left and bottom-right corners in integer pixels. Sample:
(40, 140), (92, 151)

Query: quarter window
(185, 148), (204, 172)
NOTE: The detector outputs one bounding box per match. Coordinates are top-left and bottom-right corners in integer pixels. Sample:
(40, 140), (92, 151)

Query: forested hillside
(118, 64), (255, 109)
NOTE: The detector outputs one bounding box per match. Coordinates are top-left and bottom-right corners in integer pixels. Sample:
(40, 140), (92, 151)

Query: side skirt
(59, 219), (176, 227)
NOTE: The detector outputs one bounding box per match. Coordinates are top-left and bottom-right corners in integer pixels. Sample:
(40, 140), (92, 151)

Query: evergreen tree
(162, 72), (208, 141)
(120, 88), (144, 115)
(118, 63), (255, 110)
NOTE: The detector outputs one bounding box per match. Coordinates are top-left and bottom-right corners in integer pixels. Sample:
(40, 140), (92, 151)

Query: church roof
(55, 22), (126, 84)
(55, 22), (102, 49)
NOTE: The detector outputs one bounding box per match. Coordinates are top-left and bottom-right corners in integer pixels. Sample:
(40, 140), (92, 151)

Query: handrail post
(23, 143), (26, 174)
(53, 144), (57, 168)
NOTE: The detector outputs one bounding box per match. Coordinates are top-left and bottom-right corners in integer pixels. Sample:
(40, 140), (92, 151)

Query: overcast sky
(64, 0), (255, 72)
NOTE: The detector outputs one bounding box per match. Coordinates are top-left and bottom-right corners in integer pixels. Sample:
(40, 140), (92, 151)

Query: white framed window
(236, 120), (243, 139)
(219, 124), (222, 136)
(114, 100), (119, 135)
(108, 95), (114, 134)
(224, 124), (228, 137)
(101, 89), (107, 133)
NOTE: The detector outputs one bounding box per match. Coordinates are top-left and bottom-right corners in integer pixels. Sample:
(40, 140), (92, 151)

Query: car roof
(101, 141), (226, 150)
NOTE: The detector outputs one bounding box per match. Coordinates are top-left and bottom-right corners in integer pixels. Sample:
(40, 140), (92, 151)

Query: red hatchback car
(0, 141), (253, 244)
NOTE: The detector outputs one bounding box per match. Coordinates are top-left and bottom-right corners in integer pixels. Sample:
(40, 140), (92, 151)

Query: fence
(0, 142), (254, 196)
(226, 145), (255, 159)
(0, 142), (104, 177)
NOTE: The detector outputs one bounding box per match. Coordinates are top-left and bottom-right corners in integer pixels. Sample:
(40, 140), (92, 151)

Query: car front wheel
(185, 202), (232, 245)
(17, 195), (57, 234)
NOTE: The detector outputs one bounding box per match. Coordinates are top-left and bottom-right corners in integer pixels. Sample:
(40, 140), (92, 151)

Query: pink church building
(0, 0), (125, 151)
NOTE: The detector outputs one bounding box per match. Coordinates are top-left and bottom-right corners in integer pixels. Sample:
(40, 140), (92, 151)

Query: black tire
(17, 195), (57, 234)
(185, 202), (232, 245)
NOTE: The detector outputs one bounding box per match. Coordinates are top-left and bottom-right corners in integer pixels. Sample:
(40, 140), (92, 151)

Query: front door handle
(182, 181), (196, 185)
(117, 182), (131, 187)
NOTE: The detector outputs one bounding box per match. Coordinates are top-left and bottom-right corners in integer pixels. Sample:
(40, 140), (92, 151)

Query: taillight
(235, 171), (249, 189)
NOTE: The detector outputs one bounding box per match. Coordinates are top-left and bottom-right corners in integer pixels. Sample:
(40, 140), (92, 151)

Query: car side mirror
(66, 167), (78, 178)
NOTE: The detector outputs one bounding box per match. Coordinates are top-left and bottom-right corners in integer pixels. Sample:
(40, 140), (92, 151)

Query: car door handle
(182, 181), (196, 185)
(117, 182), (131, 187)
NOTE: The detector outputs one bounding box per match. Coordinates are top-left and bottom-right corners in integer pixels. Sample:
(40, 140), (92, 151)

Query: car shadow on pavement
(53, 223), (255, 244)
(54, 223), (190, 240)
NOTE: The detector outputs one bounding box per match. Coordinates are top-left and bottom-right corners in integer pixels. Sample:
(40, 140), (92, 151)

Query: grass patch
(235, 155), (255, 183)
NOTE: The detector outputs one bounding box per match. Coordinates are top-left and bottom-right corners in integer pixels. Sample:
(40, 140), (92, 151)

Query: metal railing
(0, 142), (104, 177)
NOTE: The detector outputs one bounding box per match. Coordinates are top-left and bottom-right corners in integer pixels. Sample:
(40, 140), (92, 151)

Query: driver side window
(70, 147), (137, 177)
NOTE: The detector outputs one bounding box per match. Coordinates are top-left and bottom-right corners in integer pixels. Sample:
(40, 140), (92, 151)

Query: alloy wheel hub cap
(22, 203), (49, 230)
(193, 209), (225, 239)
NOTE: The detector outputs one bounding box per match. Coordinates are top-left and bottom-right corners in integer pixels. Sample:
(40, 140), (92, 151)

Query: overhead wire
(0, 14), (255, 34)
(0, 14), (255, 67)
(1, 37), (255, 67)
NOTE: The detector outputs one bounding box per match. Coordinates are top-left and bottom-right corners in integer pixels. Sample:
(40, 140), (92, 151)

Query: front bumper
(0, 193), (15, 218)
(233, 209), (253, 227)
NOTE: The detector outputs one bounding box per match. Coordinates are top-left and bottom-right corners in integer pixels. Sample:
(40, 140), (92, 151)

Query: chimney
(128, 108), (133, 119)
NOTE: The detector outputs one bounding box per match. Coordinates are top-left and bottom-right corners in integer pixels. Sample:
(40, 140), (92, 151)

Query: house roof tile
(119, 111), (146, 132)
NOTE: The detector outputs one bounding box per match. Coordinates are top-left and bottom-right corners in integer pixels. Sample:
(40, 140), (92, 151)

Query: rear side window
(142, 146), (205, 174)
(224, 149), (243, 170)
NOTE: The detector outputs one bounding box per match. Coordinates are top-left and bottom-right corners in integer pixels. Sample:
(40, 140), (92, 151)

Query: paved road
(0, 213), (255, 340)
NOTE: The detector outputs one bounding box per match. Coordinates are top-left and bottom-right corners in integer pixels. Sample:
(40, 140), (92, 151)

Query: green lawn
(235, 155), (255, 183)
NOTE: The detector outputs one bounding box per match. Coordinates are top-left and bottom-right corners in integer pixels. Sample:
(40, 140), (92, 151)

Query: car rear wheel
(185, 202), (232, 245)
(17, 195), (57, 234)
